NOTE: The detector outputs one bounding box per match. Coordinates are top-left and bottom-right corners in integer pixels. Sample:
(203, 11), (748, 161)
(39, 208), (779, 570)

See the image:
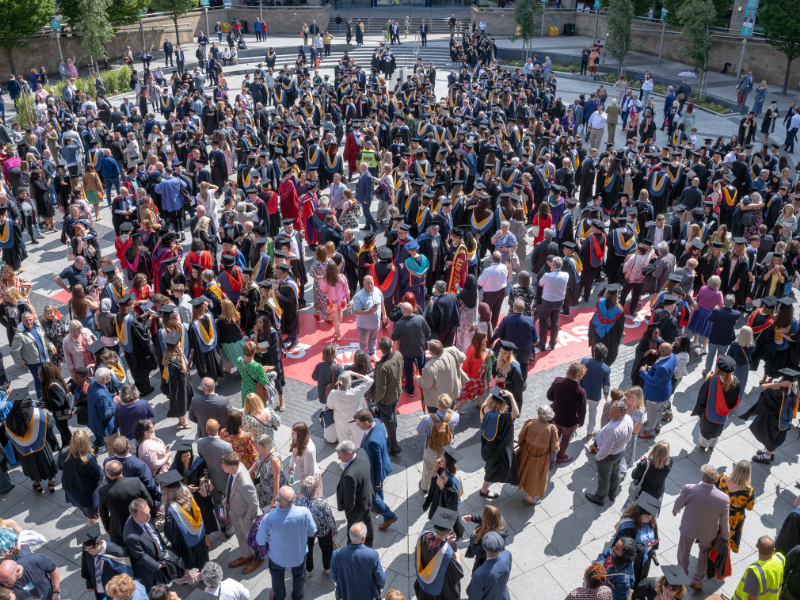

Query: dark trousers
(420, 33), (427, 46)
(376, 401), (400, 450)
(54, 417), (72, 448)
(361, 201), (379, 230)
(176, 60), (185, 73)
(165, 209), (184, 236)
(537, 299), (563, 349)
(620, 281), (644, 315)
(435, 327), (458, 348)
(345, 508), (373, 547)
(306, 532), (334, 572)
(595, 451), (624, 500)
(402, 355), (425, 395)
(555, 423), (576, 459)
(580, 269), (600, 302)
(516, 347), (532, 380)
(482, 288), (506, 330)
(580, 58), (589, 75)
(164, 52), (174, 67)
(268, 558), (306, 600)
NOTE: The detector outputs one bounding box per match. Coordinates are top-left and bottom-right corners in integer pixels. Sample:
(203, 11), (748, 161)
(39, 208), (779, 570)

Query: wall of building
(0, 6), (331, 80)
(471, 7), (800, 92)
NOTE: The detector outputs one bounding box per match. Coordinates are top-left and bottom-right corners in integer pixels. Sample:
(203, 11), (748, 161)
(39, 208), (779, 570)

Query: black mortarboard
(88, 340), (107, 355)
(221, 255), (236, 266)
(100, 265), (118, 275)
(733, 237), (747, 245)
(660, 565), (691, 587)
(636, 491), (662, 516)
(398, 223), (411, 231)
(777, 296), (794, 307)
(158, 304), (178, 315)
(431, 505), (458, 530)
(710, 241), (724, 248)
(376, 247), (393, 261)
(562, 241), (577, 250)
(171, 440), (193, 454)
(76, 523), (103, 547)
(495, 340), (518, 352)
(442, 445), (461, 463)
(717, 355), (736, 373)
(668, 273), (684, 284)
(674, 204), (686, 213)
(117, 294), (134, 306)
(161, 257), (178, 266)
(762, 296), (778, 308)
(690, 238), (704, 250)
(281, 218), (295, 226)
(277, 264), (292, 272)
(119, 222), (134, 233)
(663, 294), (679, 304)
(8, 389), (29, 402)
(724, 173), (736, 184)
(625, 207), (638, 216)
(189, 296), (210, 306)
(639, 238), (653, 247)
(162, 331), (182, 347)
(604, 283), (623, 293)
(157, 470), (183, 489)
(779, 368), (800, 378)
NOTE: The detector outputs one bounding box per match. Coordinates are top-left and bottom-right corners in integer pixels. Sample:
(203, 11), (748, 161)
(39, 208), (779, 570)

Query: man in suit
(554, 159), (575, 198)
(187, 378), (233, 438)
(330, 523), (386, 600)
(419, 19), (429, 46)
(336, 441), (374, 548)
(645, 214), (674, 247)
(123, 498), (168, 591)
(638, 342), (677, 439)
(356, 162), (379, 232)
(79, 524), (132, 600)
(703, 295), (741, 375)
(673, 463), (730, 590)
(466, 532), (513, 600)
(196, 419), (234, 536)
(426, 281), (461, 347)
(99, 461), (155, 546)
(530, 228), (559, 288)
(175, 45), (185, 73)
(163, 38), (174, 67)
(103, 436), (161, 502)
(356, 410), (396, 531)
(221, 451), (259, 574)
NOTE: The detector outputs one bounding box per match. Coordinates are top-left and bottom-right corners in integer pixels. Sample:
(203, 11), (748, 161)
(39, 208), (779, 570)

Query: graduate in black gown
(187, 296), (224, 381)
(746, 367), (800, 464)
(479, 388), (520, 499)
(157, 469), (209, 582)
(691, 355), (741, 449)
(776, 499), (800, 555)
(160, 332), (193, 425)
(0, 206), (27, 271)
(237, 268), (261, 336)
(414, 506), (465, 600)
(422, 447), (465, 540)
(747, 295), (778, 372)
(275, 263), (300, 348)
(169, 441), (219, 543)
(115, 294), (158, 396)
(588, 284), (627, 366)
(159, 258), (187, 303)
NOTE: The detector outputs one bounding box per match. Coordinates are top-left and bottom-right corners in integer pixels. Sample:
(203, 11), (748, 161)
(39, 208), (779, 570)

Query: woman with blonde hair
(161, 334), (192, 429)
(62, 319), (97, 379)
(124, 132), (140, 170)
(57, 430), (102, 524)
(242, 392), (281, 442)
(479, 388), (520, 499)
(727, 326), (756, 394)
(624, 441), (672, 509)
(514, 404), (559, 505)
(288, 422), (322, 495)
(319, 260), (349, 341)
(196, 181), (220, 229)
(692, 355), (741, 449)
(714, 460), (754, 553)
(161, 483), (209, 584)
(621, 386), (646, 476)
(249, 433), (287, 511)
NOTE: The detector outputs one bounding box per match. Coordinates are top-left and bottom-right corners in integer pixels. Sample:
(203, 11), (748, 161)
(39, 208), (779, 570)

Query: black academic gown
(480, 411), (519, 485)
(239, 284), (260, 336)
(162, 358), (193, 418)
(414, 536), (465, 600)
(422, 471), (465, 539)
(187, 315), (224, 381)
(691, 376), (741, 441)
(588, 309), (626, 366)
(118, 313), (158, 394)
(776, 509), (800, 556)
(749, 387), (795, 452)
(163, 500), (210, 570)
(278, 280), (300, 340)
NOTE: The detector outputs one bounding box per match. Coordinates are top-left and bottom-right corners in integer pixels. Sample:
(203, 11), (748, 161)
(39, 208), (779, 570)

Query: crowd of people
(1, 18), (800, 600)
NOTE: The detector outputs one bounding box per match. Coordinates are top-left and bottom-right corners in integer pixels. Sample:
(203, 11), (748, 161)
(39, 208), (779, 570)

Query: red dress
(531, 214), (553, 245)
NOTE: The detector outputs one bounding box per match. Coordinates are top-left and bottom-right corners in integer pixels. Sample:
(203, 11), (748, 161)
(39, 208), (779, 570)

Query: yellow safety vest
(733, 554), (785, 600)
(361, 149), (377, 168)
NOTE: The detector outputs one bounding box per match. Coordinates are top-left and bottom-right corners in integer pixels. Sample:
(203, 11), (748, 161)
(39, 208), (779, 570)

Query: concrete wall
(472, 7), (800, 92)
(0, 5), (331, 80)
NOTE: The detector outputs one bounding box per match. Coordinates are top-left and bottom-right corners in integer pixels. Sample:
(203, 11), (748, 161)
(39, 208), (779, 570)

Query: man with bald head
(197, 418), (234, 536)
(391, 301), (432, 396)
(188, 377), (233, 439)
(0, 553), (60, 600)
(98, 460), (154, 546)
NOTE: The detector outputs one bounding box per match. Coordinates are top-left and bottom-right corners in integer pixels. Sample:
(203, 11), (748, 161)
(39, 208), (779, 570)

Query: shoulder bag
(626, 459), (650, 504)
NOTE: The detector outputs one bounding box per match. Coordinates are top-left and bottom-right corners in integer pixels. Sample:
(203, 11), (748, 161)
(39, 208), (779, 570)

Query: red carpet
(284, 303), (653, 414)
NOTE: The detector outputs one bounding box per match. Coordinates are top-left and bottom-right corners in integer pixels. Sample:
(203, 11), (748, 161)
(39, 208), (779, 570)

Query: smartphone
(651, 539), (661, 545)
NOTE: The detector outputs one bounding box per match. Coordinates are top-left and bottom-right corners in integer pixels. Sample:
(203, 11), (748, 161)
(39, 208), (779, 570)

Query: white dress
(289, 438), (323, 496)
(196, 191), (220, 229)
(325, 376), (373, 445)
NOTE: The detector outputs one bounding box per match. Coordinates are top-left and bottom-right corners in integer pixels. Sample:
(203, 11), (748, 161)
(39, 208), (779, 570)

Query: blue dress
(752, 87), (767, 115)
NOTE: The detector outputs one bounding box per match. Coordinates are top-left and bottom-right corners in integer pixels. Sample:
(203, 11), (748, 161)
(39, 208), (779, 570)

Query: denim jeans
(402, 355), (425, 394)
(104, 177), (121, 202)
(642, 90), (650, 104)
(0, 470), (12, 492)
(372, 485), (397, 520)
(337, 24), (341, 34)
(786, 128), (798, 153)
(704, 343), (728, 372)
(357, 326), (379, 356)
(268, 558), (306, 600)
(28, 363), (43, 399)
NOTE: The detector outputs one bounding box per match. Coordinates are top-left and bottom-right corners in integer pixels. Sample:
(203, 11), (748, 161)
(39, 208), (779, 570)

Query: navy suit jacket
(123, 516), (165, 592)
(467, 550), (512, 600)
(356, 171), (373, 204)
(430, 292), (461, 333)
(707, 306), (742, 346)
(493, 312), (539, 352)
(104, 454), (162, 501)
(360, 421), (393, 487)
(330, 543), (386, 600)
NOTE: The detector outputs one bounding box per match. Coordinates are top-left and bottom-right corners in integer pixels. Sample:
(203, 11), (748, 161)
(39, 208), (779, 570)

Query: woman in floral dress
(457, 331), (491, 412)
(250, 434), (287, 511)
(743, 192), (765, 240)
(508, 271), (536, 317)
(491, 221), (518, 281)
(242, 392), (281, 442)
(455, 274), (479, 352)
(288, 422), (323, 495)
(752, 81), (768, 116)
(310, 245), (331, 321)
(220, 410), (258, 470)
(715, 461), (755, 553)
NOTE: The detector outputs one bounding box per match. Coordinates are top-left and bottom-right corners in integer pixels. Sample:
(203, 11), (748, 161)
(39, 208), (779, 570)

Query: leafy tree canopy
(58, 0), (150, 29)
(0, 0), (55, 51)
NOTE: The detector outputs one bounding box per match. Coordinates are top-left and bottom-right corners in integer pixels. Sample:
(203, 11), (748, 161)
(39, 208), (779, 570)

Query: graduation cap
(100, 265), (118, 275)
(777, 295), (794, 307)
(161, 232), (176, 244)
(281, 218), (295, 226)
(161, 257), (178, 266)
(442, 445), (461, 463)
(604, 283), (623, 293)
(716, 355), (736, 374)
(779, 367), (800, 378)
(562, 241), (577, 250)
(272, 249), (288, 259)
(495, 339), (518, 352)
(762, 295), (778, 308)
(662, 294), (679, 304)
(157, 470), (184, 490)
(625, 207), (638, 217)
(635, 491), (662, 516)
(171, 440), (193, 454)
(710, 240), (724, 248)
(88, 340), (107, 355)
(119, 222), (134, 233)
(398, 223), (411, 231)
(732, 236), (747, 245)
(376, 247), (393, 261)
(221, 255), (236, 267)
(76, 523), (103, 547)
(277, 263), (293, 272)
(158, 304), (178, 315)
(8, 389), (29, 403)
(117, 293), (134, 306)
(639, 238), (654, 247)
(431, 505), (458, 530)
(660, 565), (691, 588)
(162, 331), (182, 347)
(189, 296), (210, 306)
(723, 173), (736, 184)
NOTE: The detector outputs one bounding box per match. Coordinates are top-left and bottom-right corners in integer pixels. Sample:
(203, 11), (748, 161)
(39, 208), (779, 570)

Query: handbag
(741, 212), (755, 226)
(627, 459), (650, 503)
(318, 408), (335, 429)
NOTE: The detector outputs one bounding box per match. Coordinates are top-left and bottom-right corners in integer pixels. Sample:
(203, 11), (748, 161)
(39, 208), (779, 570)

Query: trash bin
(241, 20), (248, 34)
(222, 22), (231, 33)
(548, 25), (559, 36)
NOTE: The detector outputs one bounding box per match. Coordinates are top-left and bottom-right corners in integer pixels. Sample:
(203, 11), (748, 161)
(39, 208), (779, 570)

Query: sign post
(51, 17), (64, 64)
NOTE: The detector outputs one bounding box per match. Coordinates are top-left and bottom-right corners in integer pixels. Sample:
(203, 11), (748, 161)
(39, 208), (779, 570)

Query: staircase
(325, 8), (471, 35)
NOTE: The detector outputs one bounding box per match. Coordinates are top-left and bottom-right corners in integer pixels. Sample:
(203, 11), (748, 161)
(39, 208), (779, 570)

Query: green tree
(58, 0), (150, 29)
(677, 0), (715, 99)
(150, 0), (196, 41)
(758, 0), (800, 94)
(661, 0), (728, 27)
(606, 0), (635, 74)
(77, 0), (114, 66)
(509, 0), (544, 61)
(0, 0), (55, 76)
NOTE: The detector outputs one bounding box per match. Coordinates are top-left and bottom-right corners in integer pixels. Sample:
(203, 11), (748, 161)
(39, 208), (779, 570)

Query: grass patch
(502, 60), (582, 72)
(598, 73), (733, 114)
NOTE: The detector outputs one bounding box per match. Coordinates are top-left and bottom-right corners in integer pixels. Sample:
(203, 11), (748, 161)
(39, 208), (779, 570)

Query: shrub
(55, 65), (132, 99)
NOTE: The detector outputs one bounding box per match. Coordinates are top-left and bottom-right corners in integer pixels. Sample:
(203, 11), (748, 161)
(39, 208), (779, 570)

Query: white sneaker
(534, 347), (541, 354)
(545, 345), (553, 351)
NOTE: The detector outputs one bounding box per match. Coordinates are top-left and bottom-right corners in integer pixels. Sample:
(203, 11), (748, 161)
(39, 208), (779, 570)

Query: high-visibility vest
(733, 554), (785, 600)
(361, 149), (377, 168)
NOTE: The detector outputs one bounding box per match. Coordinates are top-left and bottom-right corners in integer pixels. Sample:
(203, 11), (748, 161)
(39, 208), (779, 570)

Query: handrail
(414, 31), (420, 65)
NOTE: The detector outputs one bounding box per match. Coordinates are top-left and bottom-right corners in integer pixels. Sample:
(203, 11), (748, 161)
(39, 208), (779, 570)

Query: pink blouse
(137, 436), (172, 477)
(697, 285), (723, 311)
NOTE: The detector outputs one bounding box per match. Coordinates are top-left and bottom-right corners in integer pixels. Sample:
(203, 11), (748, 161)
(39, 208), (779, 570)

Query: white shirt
(205, 580), (250, 600)
(652, 224), (664, 246)
(642, 80), (654, 92)
(588, 111), (607, 129)
(478, 262), (508, 292)
(790, 113), (800, 130)
(539, 269), (569, 302)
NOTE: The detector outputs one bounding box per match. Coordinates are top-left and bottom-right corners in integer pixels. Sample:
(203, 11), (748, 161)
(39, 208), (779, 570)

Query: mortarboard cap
(779, 368), (800, 378)
(189, 296), (210, 306)
(733, 237), (747, 245)
(277, 264), (292, 272)
(376, 247), (393, 261)
(281, 218), (295, 226)
(636, 491), (662, 516)
(157, 470), (184, 490)
(710, 241), (724, 248)
(88, 340), (107, 355)
(673, 204), (686, 213)
(604, 283), (623, 293)
(117, 294), (134, 306)
(171, 440), (193, 454)
(100, 265), (118, 275)
(724, 173), (736, 184)
(660, 565), (691, 588)
(398, 223), (411, 231)
(496, 339), (518, 352)
(668, 273), (684, 284)
(8, 389), (29, 403)
(716, 355), (736, 373)
(762, 296), (778, 308)
(562, 241), (577, 250)
(119, 222), (134, 233)
(76, 523), (103, 547)
(431, 505), (458, 530)
(690, 238), (705, 250)
(162, 331), (182, 347)
(442, 445), (461, 463)
(158, 304), (178, 315)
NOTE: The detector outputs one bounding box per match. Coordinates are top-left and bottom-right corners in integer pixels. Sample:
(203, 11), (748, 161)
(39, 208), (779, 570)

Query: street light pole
(736, 38), (747, 83)
(204, 6), (210, 38)
(658, 20), (665, 62)
(140, 17), (146, 49)
(593, 7), (599, 42)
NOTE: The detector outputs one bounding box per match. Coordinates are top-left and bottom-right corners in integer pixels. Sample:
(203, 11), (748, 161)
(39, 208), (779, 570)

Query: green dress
(237, 357), (271, 405)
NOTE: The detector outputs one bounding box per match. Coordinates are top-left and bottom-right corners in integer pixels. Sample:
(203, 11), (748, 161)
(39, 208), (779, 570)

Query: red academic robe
(279, 178), (301, 231)
(343, 131), (361, 175)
